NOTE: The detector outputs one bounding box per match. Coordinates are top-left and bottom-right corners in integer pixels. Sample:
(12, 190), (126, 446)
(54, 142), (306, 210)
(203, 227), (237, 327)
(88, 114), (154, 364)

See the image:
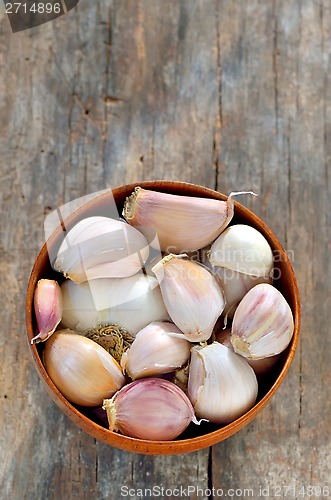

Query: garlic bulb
(43, 330), (125, 406)
(121, 322), (190, 380)
(152, 254), (225, 342)
(209, 224), (273, 278)
(61, 274), (169, 335)
(215, 327), (280, 376)
(53, 216), (149, 283)
(123, 187), (235, 253)
(188, 342), (258, 424)
(231, 283), (294, 359)
(213, 266), (272, 318)
(103, 378), (200, 440)
(31, 279), (62, 344)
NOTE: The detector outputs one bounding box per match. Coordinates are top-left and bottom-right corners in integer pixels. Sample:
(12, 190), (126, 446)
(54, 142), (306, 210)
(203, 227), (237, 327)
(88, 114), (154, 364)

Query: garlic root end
(231, 335), (251, 358)
(123, 187), (141, 221)
(102, 398), (118, 432)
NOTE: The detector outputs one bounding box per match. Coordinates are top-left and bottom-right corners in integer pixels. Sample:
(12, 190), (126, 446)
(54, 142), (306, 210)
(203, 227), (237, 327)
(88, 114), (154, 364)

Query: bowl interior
(25, 181), (300, 455)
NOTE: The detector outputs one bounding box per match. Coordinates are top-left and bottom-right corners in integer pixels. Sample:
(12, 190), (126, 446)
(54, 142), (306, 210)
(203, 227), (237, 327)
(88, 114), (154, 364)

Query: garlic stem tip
(228, 190), (258, 198)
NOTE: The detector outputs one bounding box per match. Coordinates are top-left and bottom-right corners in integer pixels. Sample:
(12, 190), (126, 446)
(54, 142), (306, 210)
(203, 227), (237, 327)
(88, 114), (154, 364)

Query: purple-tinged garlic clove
(231, 283), (294, 359)
(31, 279), (63, 344)
(103, 378), (201, 440)
(123, 187), (234, 254)
(121, 321), (190, 380)
(215, 327), (280, 376)
(152, 254), (225, 342)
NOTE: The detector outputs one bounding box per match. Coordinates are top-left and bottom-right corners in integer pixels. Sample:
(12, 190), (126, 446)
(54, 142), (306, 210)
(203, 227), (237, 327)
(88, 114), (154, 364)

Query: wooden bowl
(25, 181), (300, 455)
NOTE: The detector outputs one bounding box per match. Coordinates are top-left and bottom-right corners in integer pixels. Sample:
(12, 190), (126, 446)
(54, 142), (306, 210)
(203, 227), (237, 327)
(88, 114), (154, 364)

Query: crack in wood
(102, 6), (113, 188)
(214, 0), (222, 192)
(272, 0), (279, 136)
(207, 446), (213, 499)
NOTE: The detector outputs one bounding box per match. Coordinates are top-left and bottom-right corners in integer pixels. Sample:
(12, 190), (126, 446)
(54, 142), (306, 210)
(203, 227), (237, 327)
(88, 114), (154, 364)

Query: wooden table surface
(0, 1), (330, 499)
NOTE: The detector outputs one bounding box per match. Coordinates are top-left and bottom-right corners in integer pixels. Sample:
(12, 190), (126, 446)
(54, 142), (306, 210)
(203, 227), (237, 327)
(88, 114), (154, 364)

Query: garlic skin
(152, 255), (225, 342)
(61, 274), (169, 335)
(121, 322), (190, 380)
(231, 283), (294, 359)
(188, 343), (258, 424)
(123, 187), (234, 253)
(31, 279), (62, 344)
(53, 216), (149, 283)
(43, 330), (125, 406)
(213, 266), (272, 318)
(209, 224), (273, 278)
(103, 378), (200, 440)
(215, 327), (280, 376)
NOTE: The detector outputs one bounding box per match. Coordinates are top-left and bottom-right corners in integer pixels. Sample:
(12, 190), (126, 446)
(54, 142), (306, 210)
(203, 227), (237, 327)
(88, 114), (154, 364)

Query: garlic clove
(43, 330), (125, 406)
(152, 254), (225, 342)
(212, 266), (272, 319)
(215, 327), (280, 376)
(231, 283), (294, 359)
(188, 342), (258, 424)
(31, 279), (63, 344)
(121, 321), (190, 380)
(53, 216), (149, 283)
(209, 224), (274, 278)
(60, 274), (169, 335)
(123, 187), (234, 253)
(103, 378), (200, 440)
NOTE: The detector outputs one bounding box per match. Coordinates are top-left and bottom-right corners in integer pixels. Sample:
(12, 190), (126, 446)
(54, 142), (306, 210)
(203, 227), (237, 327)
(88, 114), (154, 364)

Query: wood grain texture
(0, 1), (329, 499)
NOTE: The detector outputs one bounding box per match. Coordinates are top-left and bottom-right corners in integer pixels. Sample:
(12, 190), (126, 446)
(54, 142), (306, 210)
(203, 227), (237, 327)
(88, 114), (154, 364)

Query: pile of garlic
(33, 187), (294, 441)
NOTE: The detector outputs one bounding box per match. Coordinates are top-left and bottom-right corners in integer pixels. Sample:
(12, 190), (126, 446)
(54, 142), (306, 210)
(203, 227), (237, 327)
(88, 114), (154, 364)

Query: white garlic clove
(53, 216), (149, 283)
(209, 224), (273, 278)
(60, 274), (169, 335)
(188, 342), (258, 424)
(103, 378), (200, 440)
(215, 327), (280, 376)
(121, 321), (190, 380)
(31, 279), (63, 344)
(231, 283), (294, 359)
(213, 266), (272, 319)
(43, 330), (125, 406)
(152, 254), (225, 342)
(123, 187), (235, 253)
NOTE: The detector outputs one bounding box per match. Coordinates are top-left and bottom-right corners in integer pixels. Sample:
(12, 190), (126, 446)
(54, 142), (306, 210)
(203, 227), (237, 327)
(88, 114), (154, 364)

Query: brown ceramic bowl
(25, 181), (300, 455)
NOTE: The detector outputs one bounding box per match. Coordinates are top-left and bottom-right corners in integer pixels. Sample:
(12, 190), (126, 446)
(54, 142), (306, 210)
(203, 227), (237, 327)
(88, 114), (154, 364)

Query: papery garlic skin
(215, 327), (280, 376)
(31, 279), (62, 344)
(152, 255), (225, 342)
(123, 187), (234, 253)
(188, 343), (258, 424)
(43, 330), (125, 406)
(209, 224), (273, 278)
(231, 283), (294, 359)
(61, 274), (169, 335)
(103, 378), (199, 440)
(53, 216), (149, 283)
(121, 322), (190, 380)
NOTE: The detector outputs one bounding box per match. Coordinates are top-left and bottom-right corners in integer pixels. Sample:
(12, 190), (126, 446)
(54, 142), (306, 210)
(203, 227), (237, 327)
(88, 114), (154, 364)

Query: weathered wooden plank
(0, 1), (219, 498)
(0, 0), (330, 498)
(213, 0), (330, 496)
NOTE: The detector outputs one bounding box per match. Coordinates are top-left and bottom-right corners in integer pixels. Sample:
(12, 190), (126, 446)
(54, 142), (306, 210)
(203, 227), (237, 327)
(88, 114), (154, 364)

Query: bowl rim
(25, 180), (301, 455)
